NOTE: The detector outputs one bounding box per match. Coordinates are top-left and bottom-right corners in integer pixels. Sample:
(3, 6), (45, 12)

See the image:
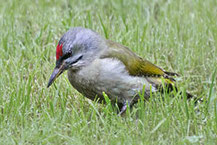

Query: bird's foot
(118, 102), (127, 116)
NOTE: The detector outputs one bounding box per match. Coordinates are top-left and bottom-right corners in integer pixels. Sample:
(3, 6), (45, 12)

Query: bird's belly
(67, 58), (156, 104)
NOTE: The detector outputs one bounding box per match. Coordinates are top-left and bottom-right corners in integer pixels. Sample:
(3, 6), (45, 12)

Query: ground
(0, 0), (216, 144)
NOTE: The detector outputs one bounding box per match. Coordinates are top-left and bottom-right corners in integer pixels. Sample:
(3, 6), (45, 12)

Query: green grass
(0, 0), (217, 144)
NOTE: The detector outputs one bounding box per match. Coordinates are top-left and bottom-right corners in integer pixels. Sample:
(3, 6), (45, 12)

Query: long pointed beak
(47, 63), (66, 88)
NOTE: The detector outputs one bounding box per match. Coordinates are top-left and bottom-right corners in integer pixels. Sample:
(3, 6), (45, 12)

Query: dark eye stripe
(72, 55), (83, 64)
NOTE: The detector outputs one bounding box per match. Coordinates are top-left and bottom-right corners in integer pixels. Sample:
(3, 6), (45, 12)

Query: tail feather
(186, 92), (193, 99)
(146, 76), (200, 103)
(164, 71), (180, 77)
(185, 92), (202, 104)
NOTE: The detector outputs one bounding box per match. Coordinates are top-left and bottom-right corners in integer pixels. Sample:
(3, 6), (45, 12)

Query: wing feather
(100, 40), (194, 99)
(100, 40), (177, 80)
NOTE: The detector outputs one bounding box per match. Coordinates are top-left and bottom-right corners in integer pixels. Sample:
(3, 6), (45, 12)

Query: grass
(0, 0), (216, 144)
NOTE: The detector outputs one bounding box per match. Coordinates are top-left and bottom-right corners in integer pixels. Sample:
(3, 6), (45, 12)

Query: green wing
(100, 40), (177, 81)
(100, 40), (194, 98)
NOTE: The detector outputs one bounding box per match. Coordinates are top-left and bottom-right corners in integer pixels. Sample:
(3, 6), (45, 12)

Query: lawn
(0, 0), (216, 144)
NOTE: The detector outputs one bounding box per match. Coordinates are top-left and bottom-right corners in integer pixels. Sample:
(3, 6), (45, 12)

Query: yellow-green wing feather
(101, 40), (172, 76)
(100, 40), (194, 99)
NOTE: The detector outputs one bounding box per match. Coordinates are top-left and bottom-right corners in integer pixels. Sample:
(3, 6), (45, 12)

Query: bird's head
(47, 27), (104, 88)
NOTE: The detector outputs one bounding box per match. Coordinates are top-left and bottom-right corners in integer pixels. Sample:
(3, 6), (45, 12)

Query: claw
(118, 102), (127, 116)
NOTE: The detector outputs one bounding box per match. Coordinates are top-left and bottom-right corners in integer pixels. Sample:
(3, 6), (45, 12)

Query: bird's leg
(118, 101), (127, 116)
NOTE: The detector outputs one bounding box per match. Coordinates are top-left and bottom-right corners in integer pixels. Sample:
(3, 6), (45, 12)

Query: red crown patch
(56, 43), (63, 60)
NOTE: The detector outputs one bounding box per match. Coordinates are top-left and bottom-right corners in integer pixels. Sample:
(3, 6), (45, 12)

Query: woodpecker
(47, 27), (193, 114)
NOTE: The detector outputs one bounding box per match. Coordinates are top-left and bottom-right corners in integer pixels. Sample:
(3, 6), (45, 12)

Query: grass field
(0, 0), (217, 144)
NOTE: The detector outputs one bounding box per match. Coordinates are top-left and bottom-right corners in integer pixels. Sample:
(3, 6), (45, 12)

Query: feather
(101, 40), (176, 80)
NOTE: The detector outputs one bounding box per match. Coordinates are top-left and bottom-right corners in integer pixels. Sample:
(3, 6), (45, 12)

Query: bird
(47, 27), (193, 115)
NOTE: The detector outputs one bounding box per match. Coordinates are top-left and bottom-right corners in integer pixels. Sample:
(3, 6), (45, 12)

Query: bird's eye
(62, 52), (72, 60)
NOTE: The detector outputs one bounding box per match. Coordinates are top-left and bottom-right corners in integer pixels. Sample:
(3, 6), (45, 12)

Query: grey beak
(47, 64), (65, 88)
